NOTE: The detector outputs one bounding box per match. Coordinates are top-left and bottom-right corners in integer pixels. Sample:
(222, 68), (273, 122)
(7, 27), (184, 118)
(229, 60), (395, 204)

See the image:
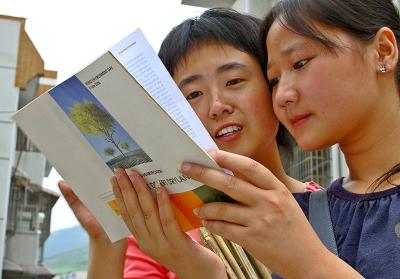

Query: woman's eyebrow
(178, 62), (247, 90)
(216, 62), (247, 74)
(267, 40), (306, 70)
(178, 74), (202, 90)
(280, 40), (306, 56)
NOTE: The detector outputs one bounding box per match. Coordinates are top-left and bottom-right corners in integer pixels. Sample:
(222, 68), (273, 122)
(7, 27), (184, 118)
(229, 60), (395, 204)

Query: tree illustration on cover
(104, 147), (116, 158)
(48, 75), (152, 171)
(120, 141), (129, 151)
(70, 100), (127, 158)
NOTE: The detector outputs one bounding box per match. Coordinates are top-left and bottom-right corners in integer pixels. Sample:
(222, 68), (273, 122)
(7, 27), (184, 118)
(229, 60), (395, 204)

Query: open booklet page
(13, 29), (231, 242)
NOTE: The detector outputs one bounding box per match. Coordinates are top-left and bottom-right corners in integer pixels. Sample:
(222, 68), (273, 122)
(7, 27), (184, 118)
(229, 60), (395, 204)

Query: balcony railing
(286, 147), (332, 188)
(15, 128), (39, 152)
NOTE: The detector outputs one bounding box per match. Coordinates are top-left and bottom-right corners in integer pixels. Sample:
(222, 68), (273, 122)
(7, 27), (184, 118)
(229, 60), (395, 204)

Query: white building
(183, 0), (400, 18)
(54, 271), (87, 279)
(0, 15), (58, 279)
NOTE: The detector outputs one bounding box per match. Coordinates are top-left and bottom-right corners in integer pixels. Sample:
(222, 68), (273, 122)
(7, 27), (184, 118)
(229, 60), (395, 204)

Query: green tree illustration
(120, 141), (129, 151)
(69, 100), (126, 157)
(104, 147), (116, 158)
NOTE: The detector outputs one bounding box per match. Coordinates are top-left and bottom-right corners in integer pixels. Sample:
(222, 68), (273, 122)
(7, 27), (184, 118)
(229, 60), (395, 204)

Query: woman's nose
(208, 96), (233, 120)
(273, 81), (299, 109)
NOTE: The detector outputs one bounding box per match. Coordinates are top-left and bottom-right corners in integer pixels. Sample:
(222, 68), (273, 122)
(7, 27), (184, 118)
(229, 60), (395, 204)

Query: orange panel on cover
(169, 191), (203, 230)
(169, 200), (195, 232)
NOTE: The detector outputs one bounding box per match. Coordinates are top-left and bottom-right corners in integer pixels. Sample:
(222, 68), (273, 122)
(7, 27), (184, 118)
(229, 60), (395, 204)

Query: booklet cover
(12, 29), (231, 242)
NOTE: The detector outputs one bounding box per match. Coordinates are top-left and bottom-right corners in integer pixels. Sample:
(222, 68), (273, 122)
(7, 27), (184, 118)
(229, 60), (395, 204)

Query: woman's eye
(186, 91), (203, 100)
(293, 59), (309, 70)
(268, 78), (279, 88)
(226, 78), (243, 86)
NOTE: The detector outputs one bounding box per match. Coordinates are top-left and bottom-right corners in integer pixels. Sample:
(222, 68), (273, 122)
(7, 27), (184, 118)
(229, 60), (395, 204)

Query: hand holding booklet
(13, 29), (231, 242)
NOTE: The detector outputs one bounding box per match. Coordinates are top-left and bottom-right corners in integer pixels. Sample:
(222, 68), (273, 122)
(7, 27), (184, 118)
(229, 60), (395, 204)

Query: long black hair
(261, 0), (400, 88)
(261, 0), (400, 189)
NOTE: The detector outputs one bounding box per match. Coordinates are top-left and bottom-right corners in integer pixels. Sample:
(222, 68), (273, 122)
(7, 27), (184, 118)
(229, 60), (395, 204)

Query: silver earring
(378, 65), (387, 73)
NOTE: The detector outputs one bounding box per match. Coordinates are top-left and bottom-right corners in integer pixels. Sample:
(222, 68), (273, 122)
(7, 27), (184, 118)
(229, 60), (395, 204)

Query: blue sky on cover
(49, 75), (140, 161)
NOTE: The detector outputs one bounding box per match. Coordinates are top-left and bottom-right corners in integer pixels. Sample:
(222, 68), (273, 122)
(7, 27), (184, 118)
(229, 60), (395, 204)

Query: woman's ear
(374, 27), (398, 74)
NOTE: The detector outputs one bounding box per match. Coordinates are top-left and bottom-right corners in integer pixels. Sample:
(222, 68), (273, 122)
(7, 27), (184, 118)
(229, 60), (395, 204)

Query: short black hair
(159, 8), (265, 76)
(158, 7), (292, 158)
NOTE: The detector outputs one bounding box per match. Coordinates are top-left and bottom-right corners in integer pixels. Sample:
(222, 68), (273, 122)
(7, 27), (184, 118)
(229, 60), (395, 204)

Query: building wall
(18, 76), (39, 109)
(0, 17), (21, 277)
(55, 271), (87, 279)
(234, 0), (400, 17)
(5, 232), (40, 266)
(1, 15), (57, 278)
(232, 0), (275, 18)
(14, 152), (47, 186)
(14, 25), (44, 89)
(183, 0), (400, 21)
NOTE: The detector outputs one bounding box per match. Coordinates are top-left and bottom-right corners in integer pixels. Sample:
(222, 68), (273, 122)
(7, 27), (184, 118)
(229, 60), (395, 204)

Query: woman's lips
(290, 114), (311, 128)
(215, 124), (243, 142)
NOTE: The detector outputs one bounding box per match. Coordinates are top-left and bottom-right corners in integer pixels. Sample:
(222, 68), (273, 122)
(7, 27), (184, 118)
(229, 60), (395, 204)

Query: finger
(58, 180), (86, 217)
(111, 175), (142, 237)
(208, 150), (283, 190)
(59, 180), (103, 235)
(202, 219), (247, 246)
(117, 169), (164, 241)
(156, 186), (186, 241)
(58, 180), (80, 206)
(194, 202), (252, 227)
(179, 162), (262, 205)
(126, 170), (166, 239)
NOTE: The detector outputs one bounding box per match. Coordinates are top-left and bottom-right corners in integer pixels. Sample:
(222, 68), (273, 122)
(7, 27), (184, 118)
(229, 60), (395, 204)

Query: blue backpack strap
(309, 190), (338, 256)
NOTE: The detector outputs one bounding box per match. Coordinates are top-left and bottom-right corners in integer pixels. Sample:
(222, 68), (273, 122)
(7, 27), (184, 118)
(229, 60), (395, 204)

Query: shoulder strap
(308, 190), (338, 256)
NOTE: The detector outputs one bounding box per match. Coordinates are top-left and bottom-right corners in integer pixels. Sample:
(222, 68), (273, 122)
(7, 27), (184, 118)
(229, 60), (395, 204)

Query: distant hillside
(44, 225), (88, 259)
(43, 245), (88, 274)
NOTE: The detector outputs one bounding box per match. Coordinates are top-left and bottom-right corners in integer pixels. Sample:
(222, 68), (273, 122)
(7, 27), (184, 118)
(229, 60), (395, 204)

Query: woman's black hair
(158, 7), (293, 157)
(261, 0), (400, 87)
(260, 0), (400, 189)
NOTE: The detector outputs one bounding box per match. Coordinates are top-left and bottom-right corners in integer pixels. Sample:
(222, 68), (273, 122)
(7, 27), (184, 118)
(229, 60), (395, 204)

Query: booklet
(12, 29), (231, 242)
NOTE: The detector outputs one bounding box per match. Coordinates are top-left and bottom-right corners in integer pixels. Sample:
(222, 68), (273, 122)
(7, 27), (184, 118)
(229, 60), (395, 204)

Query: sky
(0, 0), (205, 232)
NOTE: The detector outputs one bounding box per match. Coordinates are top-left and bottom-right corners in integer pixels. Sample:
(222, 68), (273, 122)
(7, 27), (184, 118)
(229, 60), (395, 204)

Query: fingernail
(193, 208), (199, 216)
(179, 162), (192, 172)
(115, 168), (124, 176)
(129, 169), (135, 175)
(129, 174), (135, 183)
(156, 186), (163, 195)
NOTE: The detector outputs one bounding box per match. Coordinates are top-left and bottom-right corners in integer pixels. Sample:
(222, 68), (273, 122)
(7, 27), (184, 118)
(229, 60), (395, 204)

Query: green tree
(70, 100), (126, 157)
(104, 147), (116, 158)
(120, 141), (129, 151)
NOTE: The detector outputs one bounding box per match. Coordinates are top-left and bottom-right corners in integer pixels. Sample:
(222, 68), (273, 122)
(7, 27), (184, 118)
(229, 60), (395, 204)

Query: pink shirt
(123, 182), (321, 278)
(124, 230), (200, 279)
